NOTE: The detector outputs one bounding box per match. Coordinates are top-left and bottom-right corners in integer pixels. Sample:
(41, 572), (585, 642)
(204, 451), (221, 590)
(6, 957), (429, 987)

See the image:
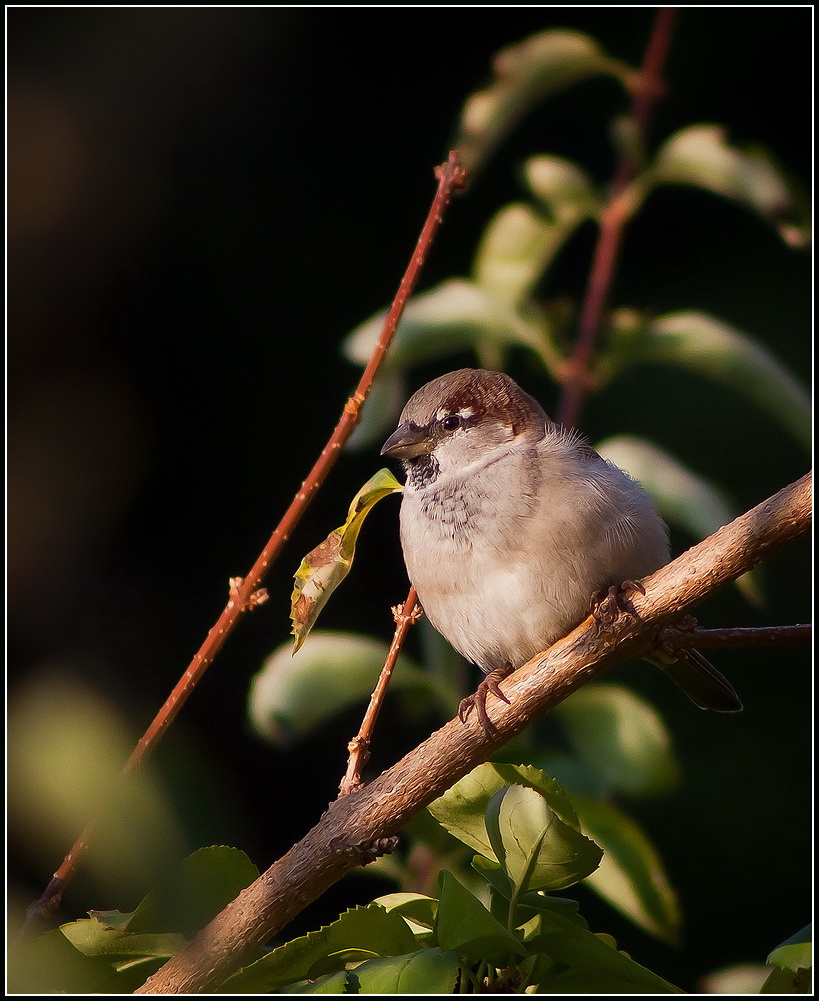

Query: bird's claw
(592, 579), (646, 625)
(458, 664), (513, 735)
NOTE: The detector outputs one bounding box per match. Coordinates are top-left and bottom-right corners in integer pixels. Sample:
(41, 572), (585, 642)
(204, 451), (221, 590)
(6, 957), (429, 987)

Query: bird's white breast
(398, 438), (669, 673)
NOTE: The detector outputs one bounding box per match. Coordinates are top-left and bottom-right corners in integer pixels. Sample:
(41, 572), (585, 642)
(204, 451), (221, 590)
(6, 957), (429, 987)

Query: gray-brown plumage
(382, 369), (741, 731)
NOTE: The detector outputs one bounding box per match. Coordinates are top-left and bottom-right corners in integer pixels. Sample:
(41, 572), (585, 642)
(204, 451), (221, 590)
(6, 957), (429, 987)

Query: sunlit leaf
(428, 762), (588, 864)
(760, 966), (813, 994)
(596, 435), (762, 605)
(651, 124), (810, 246)
(554, 683), (678, 799)
(454, 29), (631, 176)
(525, 154), (600, 213)
(87, 909), (135, 930)
(60, 921), (183, 962)
(525, 907), (683, 993)
(699, 964), (771, 995)
(473, 203), (559, 306)
(290, 469), (403, 652)
(518, 893), (589, 932)
(249, 630), (436, 746)
(609, 310), (810, 451)
(473, 156), (598, 306)
(7, 670), (185, 901)
(216, 905), (417, 993)
(344, 278), (547, 371)
(342, 280), (552, 447)
(351, 948), (460, 995)
(485, 783), (602, 893)
(288, 970), (352, 993)
(370, 893), (438, 936)
(767, 925), (812, 972)
(8, 928), (112, 994)
(435, 870), (526, 962)
(572, 798), (681, 945)
(129, 846), (259, 939)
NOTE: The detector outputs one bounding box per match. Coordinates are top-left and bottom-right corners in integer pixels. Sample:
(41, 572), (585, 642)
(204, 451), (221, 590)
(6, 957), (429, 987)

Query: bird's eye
(441, 414), (462, 432)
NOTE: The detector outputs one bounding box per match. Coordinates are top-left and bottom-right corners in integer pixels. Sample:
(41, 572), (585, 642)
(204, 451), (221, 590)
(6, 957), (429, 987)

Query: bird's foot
(458, 663), (513, 735)
(592, 579), (646, 626)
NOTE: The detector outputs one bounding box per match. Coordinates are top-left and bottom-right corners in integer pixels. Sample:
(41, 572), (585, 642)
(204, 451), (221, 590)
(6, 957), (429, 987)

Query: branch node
(343, 392), (367, 418)
(354, 836), (400, 865)
(248, 588), (269, 609)
(652, 615), (700, 660)
(392, 601), (423, 625)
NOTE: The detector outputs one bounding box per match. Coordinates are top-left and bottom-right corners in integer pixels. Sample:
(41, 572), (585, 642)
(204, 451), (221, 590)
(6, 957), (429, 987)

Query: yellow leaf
(290, 469), (403, 652)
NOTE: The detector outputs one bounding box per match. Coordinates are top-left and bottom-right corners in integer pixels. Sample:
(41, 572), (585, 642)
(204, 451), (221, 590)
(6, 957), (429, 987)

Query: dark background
(8, 8), (811, 991)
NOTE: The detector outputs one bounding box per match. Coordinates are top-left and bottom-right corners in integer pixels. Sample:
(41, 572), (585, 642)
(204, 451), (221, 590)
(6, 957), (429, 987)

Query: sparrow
(381, 368), (741, 732)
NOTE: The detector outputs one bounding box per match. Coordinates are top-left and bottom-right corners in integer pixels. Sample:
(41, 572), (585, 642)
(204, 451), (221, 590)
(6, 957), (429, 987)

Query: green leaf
(699, 964), (771, 994)
(595, 435), (762, 606)
(760, 965), (813, 994)
(87, 908), (136, 930)
(8, 927), (113, 994)
(428, 762), (588, 864)
(291, 469), (403, 653)
(651, 124), (810, 246)
(471, 855), (515, 902)
(342, 280), (557, 447)
(518, 893), (588, 930)
(473, 156), (598, 307)
(554, 683), (678, 799)
(350, 948), (460, 995)
(346, 369), (407, 451)
(485, 784), (602, 893)
(571, 798), (681, 945)
(345, 277), (548, 370)
(8, 672), (185, 900)
(767, 925), (812, 972)
(472, 203), (560, 307)
(287, 969), (353, 993)
(454, 29), (630, 176)
(249, 630), (436, 746)
(370, 892), (438, 935)
(609, 310), (810, 451)
(60, 919), (183, 963)
(128, 846), (259, 938)
(435, 870), (526, 962)
(525, 907), (683, 993)
(217, 905), (418, 993)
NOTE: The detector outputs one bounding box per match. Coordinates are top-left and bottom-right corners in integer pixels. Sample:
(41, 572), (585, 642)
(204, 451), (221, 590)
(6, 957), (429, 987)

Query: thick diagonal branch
(137, 471), (811, 994)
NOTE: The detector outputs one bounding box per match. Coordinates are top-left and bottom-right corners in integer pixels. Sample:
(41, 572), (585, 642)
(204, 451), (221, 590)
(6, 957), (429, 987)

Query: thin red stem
(558, 8), (678, 428)
(339, 586), (420, 796)
(29, 153), (466, 926)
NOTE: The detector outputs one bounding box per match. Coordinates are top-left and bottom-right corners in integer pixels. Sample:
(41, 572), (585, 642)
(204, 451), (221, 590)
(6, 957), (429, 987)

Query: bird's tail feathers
(656, 649), (743, 713)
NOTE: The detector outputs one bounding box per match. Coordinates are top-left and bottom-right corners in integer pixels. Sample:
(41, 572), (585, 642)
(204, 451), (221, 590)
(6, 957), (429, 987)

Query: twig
(558, 7), (678, 428)
(660, 622), (811, 649)
(24, 153), (466, 933)
(339, 586), (420, 797)
(136, 471), (810, 993)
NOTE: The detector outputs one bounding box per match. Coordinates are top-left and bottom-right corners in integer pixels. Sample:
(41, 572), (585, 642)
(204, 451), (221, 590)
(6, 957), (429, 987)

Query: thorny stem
(557, 7), (678, 428)
(24, 153), (466, 933)
(339, 586), (420, 796)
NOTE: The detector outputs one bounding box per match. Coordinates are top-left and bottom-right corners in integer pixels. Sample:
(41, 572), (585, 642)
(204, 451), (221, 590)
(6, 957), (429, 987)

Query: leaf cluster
(12, 773), (810, 994)
(342, 30), (808, 530)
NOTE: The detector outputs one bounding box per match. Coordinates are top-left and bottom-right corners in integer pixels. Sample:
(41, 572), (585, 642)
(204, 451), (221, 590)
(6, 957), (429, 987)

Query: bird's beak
(380, 422), (432, 459)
